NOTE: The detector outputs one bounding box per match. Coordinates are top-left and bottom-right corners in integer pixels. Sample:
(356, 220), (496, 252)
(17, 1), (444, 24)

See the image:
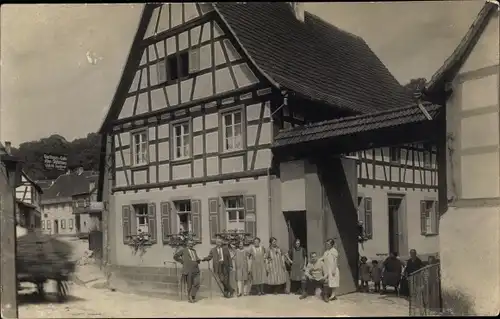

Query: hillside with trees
(12, 133), (101, 180)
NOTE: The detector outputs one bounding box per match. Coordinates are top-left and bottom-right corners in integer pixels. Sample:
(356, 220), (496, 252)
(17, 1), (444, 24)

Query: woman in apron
(288, 238), (307, 294)
(249, 237), (267, 295)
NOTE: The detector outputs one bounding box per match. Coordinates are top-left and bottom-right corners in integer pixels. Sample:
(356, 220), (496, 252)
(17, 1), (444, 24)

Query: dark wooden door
(54, 219), (59, 234)
(388, 198), (401, 255)
(284, 211), (307, 250)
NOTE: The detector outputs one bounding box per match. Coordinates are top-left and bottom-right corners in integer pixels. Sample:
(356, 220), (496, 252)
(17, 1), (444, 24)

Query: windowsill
(423, 233), (438, 237)
(130, 163), (149, 171)
(220, 149), (246, 159)
(171, 157), (192, 165)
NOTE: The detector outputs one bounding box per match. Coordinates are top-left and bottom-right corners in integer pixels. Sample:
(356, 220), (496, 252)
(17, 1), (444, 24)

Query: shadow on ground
(18, 292), (85, 306)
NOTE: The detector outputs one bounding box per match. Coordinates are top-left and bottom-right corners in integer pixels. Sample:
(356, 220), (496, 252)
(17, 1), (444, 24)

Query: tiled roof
(425, 1), (498, 95)
(273, 103), (443, 148)
(216, 3), (413, 113)
(36, 180), (55, 190)
(41, 171), (96, 201)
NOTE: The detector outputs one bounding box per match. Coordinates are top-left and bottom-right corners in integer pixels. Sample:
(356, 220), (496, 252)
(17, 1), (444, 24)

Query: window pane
(176, 136), (182, 149)
(224, 114), (233, 127)
(225, 137), (233, 150)
(234, 122), (242, 137)
(182, 123), (189, 134)
(183, 144), (190, 157)
(225, 125), (233, 139)
(238, 210), (245, 221)
(176, 146), (182, 158)
(175, 125), (182, 137)
(234, 135), (242, 149)
(234, 112), (241, 124)
(228, 211), (237, 221)
(183, 135), (190, 148)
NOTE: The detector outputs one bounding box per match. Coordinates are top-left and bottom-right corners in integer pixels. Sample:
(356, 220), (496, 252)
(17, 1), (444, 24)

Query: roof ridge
(304, 11), (364, 41)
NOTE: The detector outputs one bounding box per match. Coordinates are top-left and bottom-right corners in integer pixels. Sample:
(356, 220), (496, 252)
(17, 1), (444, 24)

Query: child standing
(371, 260), (382, 293)
(359, 256), (371, 292)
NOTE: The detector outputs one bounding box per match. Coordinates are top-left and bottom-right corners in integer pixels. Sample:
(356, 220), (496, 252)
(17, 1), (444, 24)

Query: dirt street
(19, 282), (409, 318)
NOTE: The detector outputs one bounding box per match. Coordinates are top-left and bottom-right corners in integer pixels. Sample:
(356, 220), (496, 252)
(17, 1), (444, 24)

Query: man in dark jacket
(203, 235), (233, 298)
(173, 239), (201, 303)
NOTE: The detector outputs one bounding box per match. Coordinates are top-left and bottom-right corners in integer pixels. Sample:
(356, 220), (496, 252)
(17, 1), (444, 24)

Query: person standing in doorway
(288, 238), (307, 295)
(203, 235), (234, 298)
(173, 239), (201, 303)
(265, 237), (288, 294)
(249, 237), (267, 295)
(321, 238), (340, 302)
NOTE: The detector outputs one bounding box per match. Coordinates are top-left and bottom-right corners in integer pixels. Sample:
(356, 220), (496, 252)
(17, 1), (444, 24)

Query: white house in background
(15, 171), (43, 229)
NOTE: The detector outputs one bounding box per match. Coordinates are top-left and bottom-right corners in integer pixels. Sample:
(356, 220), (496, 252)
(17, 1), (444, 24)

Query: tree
(11, 133), (101, 180)
(403, 77), (427, 99)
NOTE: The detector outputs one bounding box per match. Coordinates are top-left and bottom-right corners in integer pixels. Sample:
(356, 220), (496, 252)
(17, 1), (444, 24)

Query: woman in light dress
(265, 237), (288, 294)
(232, 240), (252, 297)
(249, 237), (267, 295)
(320, 238), (340, 302)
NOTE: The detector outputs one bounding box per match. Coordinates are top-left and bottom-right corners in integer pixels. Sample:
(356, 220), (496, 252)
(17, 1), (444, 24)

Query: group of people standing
(173, 235), (341, 303)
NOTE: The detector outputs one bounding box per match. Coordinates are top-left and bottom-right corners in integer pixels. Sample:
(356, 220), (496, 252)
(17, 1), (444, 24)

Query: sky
(0, 1), (485, 146)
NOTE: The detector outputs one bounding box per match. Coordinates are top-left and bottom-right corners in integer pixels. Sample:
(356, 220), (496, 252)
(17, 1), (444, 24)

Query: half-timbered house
(15, 171), (43, 229)
(98, 3), (433, 296)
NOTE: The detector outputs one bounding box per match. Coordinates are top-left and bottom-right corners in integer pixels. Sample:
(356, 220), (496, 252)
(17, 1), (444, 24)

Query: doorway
(387, 197), (403, 255)
(54, 219), (59, 234)
(283, 211), (307, 249)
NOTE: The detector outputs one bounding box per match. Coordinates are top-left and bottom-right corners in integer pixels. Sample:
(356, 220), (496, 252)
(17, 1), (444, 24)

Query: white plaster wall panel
(222, 39), (241, 61)
(158, 164), (170, 181)
(205, 113), (218, 129)
(145, 7), (159, 38)
(461, 151), (500, 199)
(263, 101), (271, 117)
(460, 15), (499, 73)
(185, 3), (199, 22)
(246, 103), (261, 121)
(120, 132), (130, 147)
(116, 172), (127, 187)
(199, 44), (212, 69)
(192, 73), (213, 101)
(135, 93), (149, 115)
(461, 75), (499, 110)
(119, 97), (135, 119)
(134, 170), (148, 185)
(233, 63), (259, 88)
(390, 167), (399, 182)
(247, 125), (258, 147)
(194, 159), (204, 178)
(157, 142), (170, 161)
(360, 164), (369, 179)
(171, 4), (183, 28)
(193, 117), (203, 131)
(165, 84), (178, 106)
(140, 67), (149, 89)
(180, 78), (193, 103)
(214, 41), (226, 66)
(166, 37), (176, 56)
(246, 151), (254, 169)
(155, 5), (170, 35)
(193, 135), (203, 155)
(205, 131), (218, 153)
(221, 156), (244, 174)
(213, 22), (224, 38)
(172, 164), (191, 180)
(149, 144), (156, 162)
(190, 26), (202, 45)
(140, 50), (147, 66)
(150, 88), (168, 110)
(178, 31), (189, 51)
(129, 71), (141, 93)
(215, 68), (236, 94)
(149, 166), (156, 183)
(149, 64), (160, 86)
(255, 149), (272, 169)
(259, 123), (272, 145)
(206, 157), (218, 176)
(200, 23), (211, 42)
(158, 124), (169, 139)
(460, 112), (499, 149)
(155, 41), (165, 59)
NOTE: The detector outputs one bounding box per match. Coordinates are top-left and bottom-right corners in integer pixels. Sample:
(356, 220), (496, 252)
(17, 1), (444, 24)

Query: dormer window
(159, 49), (200, 83)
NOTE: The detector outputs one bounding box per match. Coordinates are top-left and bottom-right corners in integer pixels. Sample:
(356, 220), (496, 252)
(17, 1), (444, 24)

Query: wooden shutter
(244, 195), (257, 239)
(364, 197), (373, 239)
(433, 201), (439, 234)
(357, 197), (365, 223)
(161, 202), (171, 244)
(420, 201), (427, 235)
(188, 48), (200, 73)
(208, 197), (220, 244)
(122, 205), (131, 244)
(148, 203), (157, 244)
(219, 197), (227, 233)
(191, 199), (202, 242)
(170, 202), (178, 234)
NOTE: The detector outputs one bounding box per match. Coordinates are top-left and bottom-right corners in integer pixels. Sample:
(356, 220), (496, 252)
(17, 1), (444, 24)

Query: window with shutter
(434, 202), (440, 234)
(160, 202), (171, 244)
(148, 203), (157, 244)
(244, 195), (257, 239)
(191, 199), (202, 242)
(208, 198), (220, 244)
(188, 48), (200, 73)
(421, 200), (438, 236)
(420, 200), (427, 235)
(122, 205), (131, 244)
(364, 197), (373, 239)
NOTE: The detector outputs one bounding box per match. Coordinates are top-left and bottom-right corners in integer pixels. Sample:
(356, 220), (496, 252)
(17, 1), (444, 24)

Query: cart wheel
(36, 281), (46, 299)
(56, 280), (69, 302)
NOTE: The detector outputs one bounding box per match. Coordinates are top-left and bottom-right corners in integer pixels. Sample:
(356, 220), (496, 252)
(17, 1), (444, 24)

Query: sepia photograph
(0, 1), (499, 318)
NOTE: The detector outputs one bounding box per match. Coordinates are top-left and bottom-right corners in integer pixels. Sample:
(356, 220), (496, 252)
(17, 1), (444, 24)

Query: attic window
(164, 49), (200, 82)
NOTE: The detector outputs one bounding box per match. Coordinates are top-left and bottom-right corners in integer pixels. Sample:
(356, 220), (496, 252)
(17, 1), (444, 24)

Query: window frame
(130, 129), (149, 167)
(423, 150), (432, 169)
(223, 196), (245, 230)
(134, 203), (149, 234)
(175, 200), (193, 233)
(423, 200), (438, 235)
(389, 147), (401, 164)
(171, 120), (192, 161)
(221, 109), (244, 153)
(68, 218), (74, 229)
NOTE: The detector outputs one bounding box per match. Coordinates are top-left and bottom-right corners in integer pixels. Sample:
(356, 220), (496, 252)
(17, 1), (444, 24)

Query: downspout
(268, 90), (289, 240)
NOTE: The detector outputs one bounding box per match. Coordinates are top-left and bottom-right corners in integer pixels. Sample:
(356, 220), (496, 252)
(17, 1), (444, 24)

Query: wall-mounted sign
(43, 154), (68, 171)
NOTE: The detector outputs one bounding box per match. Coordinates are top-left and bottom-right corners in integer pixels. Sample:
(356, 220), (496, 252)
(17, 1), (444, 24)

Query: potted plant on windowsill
(216, 229), (252, 248)
(165, 231), (200, 248)
(127, 230), (152, 256)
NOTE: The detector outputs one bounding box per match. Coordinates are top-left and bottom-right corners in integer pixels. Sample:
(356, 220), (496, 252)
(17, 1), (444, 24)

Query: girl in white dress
(321, 238), (340, 302)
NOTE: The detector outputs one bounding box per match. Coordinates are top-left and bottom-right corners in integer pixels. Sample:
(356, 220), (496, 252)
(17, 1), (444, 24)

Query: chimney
(289, 2), (305, 22)
(4, 141), (12, 155)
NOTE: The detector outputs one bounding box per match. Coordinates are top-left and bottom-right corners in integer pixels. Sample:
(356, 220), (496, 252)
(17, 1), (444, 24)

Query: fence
(408, 263), (443, 316)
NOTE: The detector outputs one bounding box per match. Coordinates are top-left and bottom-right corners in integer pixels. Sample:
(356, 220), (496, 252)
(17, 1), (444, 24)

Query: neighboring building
(98, 3), (418, 296)
(15, 171), (43, 230)
(36, 179), (55, 191)
(41, 167), (99, 237)
(423, 2), (499, 315)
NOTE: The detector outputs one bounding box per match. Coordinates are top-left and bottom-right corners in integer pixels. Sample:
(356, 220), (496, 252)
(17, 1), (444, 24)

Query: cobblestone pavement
(19, 282), (409, 318)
